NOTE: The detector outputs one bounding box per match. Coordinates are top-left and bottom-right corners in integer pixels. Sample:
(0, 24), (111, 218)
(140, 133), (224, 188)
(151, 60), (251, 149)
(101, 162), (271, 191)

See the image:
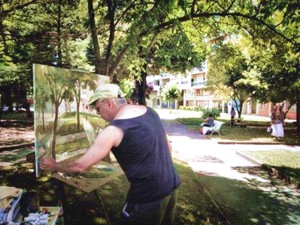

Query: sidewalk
(159, 109), (300, 225)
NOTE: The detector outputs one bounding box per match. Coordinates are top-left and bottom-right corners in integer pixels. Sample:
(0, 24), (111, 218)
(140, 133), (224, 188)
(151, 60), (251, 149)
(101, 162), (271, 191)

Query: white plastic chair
(203, 120), (224, 135)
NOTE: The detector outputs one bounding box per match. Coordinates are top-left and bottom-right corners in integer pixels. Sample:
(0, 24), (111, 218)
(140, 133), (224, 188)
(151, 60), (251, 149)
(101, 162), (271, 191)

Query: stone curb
(235, 151), (262, 166)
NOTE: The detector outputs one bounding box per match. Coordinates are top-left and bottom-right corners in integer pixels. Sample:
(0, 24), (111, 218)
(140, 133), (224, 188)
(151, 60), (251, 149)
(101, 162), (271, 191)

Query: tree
(85, 0), (300, 106)
(34, 83), (49, 132)
(122, 22), (206, 105)
(0, 0), (89, 119)
(2, 0), (300, 117)
(243, 37), (300, 131)
(119, 79), (135, 101)
(69, 70), (98, 131)
(207, 43), (253, 118)
(162, 84), (181, 112)
(38, 65), (71, 158)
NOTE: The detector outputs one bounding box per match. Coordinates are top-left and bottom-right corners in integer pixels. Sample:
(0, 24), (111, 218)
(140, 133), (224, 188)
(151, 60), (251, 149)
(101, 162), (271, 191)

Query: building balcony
(153, 85), (160, 91)
(185, 95), (213, 101)
(191, 81), (206, 88)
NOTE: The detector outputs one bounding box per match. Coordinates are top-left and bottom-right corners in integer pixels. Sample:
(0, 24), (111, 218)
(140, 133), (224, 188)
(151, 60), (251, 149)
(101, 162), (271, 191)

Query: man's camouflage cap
(88, 83), (124, 106)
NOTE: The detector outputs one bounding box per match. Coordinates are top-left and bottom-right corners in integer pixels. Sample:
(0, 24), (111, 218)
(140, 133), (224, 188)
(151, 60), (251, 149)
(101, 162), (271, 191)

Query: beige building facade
(147, 68), (296, 120)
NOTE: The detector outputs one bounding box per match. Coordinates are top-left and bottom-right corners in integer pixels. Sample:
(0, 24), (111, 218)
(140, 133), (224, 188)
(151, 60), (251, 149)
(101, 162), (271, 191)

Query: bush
(201, 107), (221, 119)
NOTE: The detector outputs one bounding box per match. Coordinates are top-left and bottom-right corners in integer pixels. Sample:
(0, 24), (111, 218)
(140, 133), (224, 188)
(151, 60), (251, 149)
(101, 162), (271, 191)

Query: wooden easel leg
(54, 179), (69, 225)
(92, 190), (112, 225)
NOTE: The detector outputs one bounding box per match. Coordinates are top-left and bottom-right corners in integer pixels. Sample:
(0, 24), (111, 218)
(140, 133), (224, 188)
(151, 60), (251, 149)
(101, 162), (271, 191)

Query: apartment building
(182, 67), (223, 109)
(147, 72), (177, 108)
(147, 67), (223, 110)
(147, 69), (297, 120)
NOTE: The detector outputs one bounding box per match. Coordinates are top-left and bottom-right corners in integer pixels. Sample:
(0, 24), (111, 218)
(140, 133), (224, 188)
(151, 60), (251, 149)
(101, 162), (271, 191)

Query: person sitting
(199, 114), (215, 135)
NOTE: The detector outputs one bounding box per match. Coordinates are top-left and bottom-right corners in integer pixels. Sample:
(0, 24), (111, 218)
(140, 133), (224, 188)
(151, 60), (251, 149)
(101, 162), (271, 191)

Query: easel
(50, 161), (124, 225)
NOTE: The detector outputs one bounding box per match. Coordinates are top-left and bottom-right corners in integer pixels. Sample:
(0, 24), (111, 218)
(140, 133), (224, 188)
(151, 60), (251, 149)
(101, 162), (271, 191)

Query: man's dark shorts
(120, 190), (177, 225)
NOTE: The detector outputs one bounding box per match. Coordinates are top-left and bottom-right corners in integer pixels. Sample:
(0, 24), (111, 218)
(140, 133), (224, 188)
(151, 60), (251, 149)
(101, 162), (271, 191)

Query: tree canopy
(0, 0), (299, 127)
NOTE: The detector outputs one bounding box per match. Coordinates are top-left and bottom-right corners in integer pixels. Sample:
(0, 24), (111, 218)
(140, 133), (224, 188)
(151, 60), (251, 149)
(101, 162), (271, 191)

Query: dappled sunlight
(0, 162), (15, 168)
(1, 109), (299, 225)
(0, 125), (34, 146)
(199, 174), (300, 225)
(232, 166), (300, 208)
(192, 162), (270, 183)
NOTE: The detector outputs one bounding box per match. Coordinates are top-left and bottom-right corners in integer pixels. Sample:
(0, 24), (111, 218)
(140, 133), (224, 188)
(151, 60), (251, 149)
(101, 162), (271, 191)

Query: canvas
(33, 64), (123, 192)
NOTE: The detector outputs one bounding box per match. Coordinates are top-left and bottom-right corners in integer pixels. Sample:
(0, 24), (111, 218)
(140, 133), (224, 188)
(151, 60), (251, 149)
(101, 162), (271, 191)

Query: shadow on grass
(1, 163), (300, 224)
(262, 164), (300, 188)
(198, 166), (300, 225)
(0, 148), (32, 161)
(0, 161), (227, 225)
(96, 162), (228, 225)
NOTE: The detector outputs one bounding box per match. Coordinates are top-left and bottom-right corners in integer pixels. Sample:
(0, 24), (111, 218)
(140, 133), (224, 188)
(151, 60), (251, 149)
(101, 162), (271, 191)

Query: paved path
(159, 110), (300, 225)
(163, 119), (264, 182)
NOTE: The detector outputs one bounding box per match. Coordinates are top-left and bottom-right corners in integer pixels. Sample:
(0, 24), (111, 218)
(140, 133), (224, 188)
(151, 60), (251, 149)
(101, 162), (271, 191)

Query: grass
(0, 111), (31, 121)
(240, 150), (300, 186)
(0, 148), (32, 162)
(177, 117), (300, 145)
(35, 112), (106, 136)
(92, 161), (226, 225)
(1, 113), (225, 224)
(0, 160), (226, 225)
(241, 150), (300, 169)
(176, 116), (300, 188)
(2, 112), (300, 224)
(55, 138), (90, 154)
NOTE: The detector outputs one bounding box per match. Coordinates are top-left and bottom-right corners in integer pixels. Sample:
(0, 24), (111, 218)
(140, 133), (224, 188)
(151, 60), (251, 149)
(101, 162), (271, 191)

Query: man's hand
(40, 157), (56, 171)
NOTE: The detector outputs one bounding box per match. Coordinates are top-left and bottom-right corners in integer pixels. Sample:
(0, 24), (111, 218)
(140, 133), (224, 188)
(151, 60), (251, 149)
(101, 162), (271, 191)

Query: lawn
(0, 160), (226, 225)
(177, 117), (300, 145)
(240, 150), (300, 187)
(176, 117), (300, 187)
(1, 112), (300, 224)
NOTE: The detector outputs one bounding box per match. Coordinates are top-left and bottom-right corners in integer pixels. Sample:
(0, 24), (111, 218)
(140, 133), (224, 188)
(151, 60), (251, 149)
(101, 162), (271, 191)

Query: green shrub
(201, 107), (221, 119)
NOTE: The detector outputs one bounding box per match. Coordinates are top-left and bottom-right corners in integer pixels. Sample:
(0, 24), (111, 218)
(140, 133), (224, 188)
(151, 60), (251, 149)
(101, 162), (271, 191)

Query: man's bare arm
(40, 126), (123, 173)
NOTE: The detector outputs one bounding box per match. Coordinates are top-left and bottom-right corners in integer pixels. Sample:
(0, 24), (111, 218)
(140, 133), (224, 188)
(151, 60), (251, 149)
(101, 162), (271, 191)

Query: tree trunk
(0, 98), (2, 124)
(24, 101), (33, 119)
(56, 0), (62, 66)
(105, 0), (115, 76)
(76, 101), (80, 131)
(233, 99), (243, 119)
(0, 18), (9, 56)
(2, 86), (13, 112)
(296, 99), (300, 134)
(51, 104), (59, 159)
(42, 107), (45, 132)
(88, 0), (102, 74)
(135, 71), (147, 105)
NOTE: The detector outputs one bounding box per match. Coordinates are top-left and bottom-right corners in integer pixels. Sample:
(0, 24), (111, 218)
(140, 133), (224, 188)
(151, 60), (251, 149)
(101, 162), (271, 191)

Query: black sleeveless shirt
(110, 107), (180, 203)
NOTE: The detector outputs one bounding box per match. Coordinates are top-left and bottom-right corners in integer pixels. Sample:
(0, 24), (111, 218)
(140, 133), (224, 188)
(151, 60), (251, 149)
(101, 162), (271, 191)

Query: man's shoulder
(118, 105), (147, 119)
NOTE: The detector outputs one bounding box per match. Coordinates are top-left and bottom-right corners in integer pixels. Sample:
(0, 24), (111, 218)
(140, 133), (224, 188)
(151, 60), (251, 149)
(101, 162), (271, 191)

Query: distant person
(270, 103), (284, 141)
(40, 83), (180, 225)
(230, 107), (236, 127)
(199, 114), (215, 135)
